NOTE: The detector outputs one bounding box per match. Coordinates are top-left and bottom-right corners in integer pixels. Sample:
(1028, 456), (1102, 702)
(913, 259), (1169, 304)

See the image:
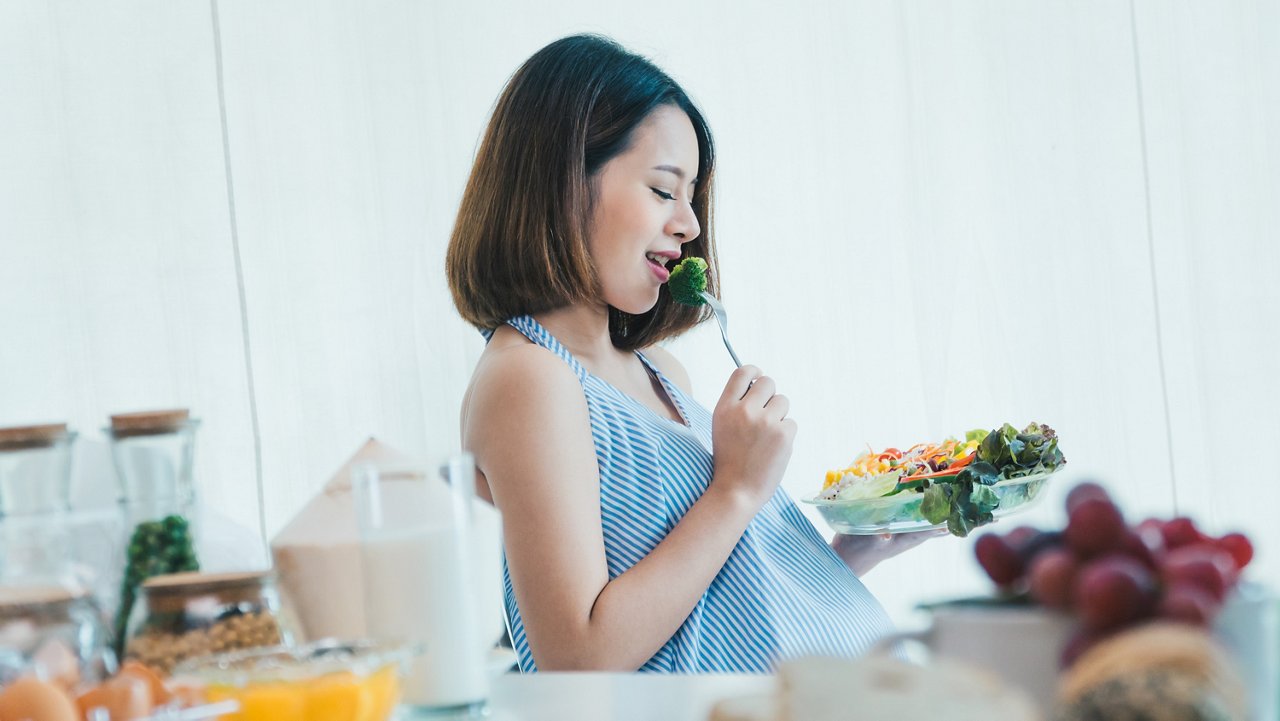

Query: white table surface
(485, 673), (775, 721)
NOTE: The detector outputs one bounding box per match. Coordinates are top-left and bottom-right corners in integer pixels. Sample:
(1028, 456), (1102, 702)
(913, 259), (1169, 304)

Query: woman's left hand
(831, 529), (948, 577)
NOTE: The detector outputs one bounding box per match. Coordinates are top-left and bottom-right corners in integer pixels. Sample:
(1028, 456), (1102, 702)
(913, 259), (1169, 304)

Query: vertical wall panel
(737, 0), (1171, 618)
(0, 1), (261, 551)
(214, 1), (472, 536)
(1136, 0), (1280, 583)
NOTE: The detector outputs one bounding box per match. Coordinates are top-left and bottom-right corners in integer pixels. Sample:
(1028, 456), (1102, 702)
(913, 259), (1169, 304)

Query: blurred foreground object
(1054, 622), (1248, 721)
(708, 653), (1041, 721)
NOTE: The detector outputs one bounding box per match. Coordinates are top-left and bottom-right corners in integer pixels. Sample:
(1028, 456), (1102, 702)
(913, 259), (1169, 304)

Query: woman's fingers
(719, 365), (763, 406)
(741, 375), (776, 405)
(764, 393), (789, 421)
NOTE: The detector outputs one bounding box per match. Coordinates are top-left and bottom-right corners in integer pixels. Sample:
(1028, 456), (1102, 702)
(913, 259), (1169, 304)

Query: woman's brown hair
(446, 34), (718, 350)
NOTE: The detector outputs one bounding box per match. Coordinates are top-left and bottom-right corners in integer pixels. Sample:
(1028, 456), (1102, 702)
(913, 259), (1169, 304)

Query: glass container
(0, 584), (113, 689)
(353, 454), (503, 718)
(106, 409), (203, 652)
(124, 570), (301, 676)
(805, 469), (1058, 535)
(0, 423), (78, 589)
(0, 423), (75, 516)
(174, 640), (409, 721)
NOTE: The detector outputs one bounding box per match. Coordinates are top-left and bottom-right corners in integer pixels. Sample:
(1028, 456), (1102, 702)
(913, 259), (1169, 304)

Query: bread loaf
(1054, 623), (1248, 721)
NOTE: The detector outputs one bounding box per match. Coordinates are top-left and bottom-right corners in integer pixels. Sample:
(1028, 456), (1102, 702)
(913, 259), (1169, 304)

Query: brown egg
(118, 661), (170, 706)
(0, 676), (78, 721)
(75, 674), (151, 721)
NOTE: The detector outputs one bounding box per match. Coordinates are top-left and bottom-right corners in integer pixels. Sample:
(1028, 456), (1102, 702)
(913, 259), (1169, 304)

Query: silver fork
(700, 291), (743, 368)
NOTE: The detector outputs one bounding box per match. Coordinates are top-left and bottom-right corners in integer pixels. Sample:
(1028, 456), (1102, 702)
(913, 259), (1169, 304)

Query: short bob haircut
(446, 34), (718, 351)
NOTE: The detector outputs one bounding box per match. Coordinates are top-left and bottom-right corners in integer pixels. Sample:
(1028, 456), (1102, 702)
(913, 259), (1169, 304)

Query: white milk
(361, 525), (489, 709)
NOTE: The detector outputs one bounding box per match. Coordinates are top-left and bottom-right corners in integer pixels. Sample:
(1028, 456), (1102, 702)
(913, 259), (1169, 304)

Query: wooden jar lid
(141, 571), (275, 612)
(142, 570), (272, 596)
(109, 409), (192, 438)
(0, 423), (70, 451)
(0, 584), (83, 613)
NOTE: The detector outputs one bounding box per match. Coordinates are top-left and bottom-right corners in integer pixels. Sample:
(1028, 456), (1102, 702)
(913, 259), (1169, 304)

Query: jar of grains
(123, 571), (301, 675)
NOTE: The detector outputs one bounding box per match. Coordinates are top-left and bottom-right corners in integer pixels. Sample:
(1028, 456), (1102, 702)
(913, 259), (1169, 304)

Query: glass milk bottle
(353, 454), (504, 719)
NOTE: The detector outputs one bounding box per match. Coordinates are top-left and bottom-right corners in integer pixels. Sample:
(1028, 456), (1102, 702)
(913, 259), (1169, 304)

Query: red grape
(1137, 517), (1163, 535)
(1013, 529), (1064, 566)
(1065, 498), (1125, 557)
(1161, 517), (1205, 550)
(1217, 532), (1254, 570)
(1006, 526), (1039, 548)
(1029, 547), (1079, 609)
(1066, 482), (1111, 513)
(1118, 528), (1161, 570)
(975, 533), (1024, 586)
(1158, 583), (1222, 627)
(1074, 555), (1157, 631)
(1161, 545), (1236, 602)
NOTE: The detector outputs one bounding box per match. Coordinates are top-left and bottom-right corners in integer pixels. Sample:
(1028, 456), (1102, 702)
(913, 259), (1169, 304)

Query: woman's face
(588, 105), (702, 316)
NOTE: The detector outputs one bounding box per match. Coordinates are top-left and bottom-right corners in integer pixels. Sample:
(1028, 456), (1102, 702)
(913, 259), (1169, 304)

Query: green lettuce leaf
(921, 484), (951, 525)
(958, 461), (1001, 486)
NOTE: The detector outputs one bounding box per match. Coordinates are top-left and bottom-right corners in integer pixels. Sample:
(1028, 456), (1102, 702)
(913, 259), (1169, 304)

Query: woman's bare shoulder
(463, 326), (589, 448)
(640, 344), (692, 395)
(462, 326), (599, 508)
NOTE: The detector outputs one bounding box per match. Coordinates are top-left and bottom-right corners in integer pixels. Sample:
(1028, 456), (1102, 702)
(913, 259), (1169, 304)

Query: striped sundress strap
(481, 316), (589, 381)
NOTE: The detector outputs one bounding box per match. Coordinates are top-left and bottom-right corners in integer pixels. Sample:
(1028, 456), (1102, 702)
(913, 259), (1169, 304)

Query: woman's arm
(464, 347), (787, 671)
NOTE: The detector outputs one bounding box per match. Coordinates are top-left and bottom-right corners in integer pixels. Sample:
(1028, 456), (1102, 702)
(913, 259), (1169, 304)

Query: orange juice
(204, 665), (399, 721)
(304, 671), (368, 721)
(361, 665), (401, 721)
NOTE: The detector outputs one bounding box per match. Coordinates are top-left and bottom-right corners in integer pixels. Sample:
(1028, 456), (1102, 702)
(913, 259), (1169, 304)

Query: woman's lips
(647, 257), (671, 282)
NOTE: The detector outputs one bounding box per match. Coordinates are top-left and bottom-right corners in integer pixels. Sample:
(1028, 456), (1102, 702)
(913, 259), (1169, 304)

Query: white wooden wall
(2, 0), (1276, 625)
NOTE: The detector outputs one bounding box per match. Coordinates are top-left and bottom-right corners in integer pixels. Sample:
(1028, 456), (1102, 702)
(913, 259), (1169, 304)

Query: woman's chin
(611, 294), (660, 317)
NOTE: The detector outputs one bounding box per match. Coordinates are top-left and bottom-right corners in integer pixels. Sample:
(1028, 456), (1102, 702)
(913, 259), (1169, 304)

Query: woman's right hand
(709, 365), (797, 509)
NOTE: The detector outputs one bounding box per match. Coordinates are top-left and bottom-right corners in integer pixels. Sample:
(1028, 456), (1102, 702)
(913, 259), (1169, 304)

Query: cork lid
(0, 584), (83, 613)
(142, 570), (274, 598)
(0, 423), (71, 451)
(108, 409), (193, 438)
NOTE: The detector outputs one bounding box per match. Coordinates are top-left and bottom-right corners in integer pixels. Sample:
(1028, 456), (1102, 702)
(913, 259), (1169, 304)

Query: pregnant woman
(448, 34), (932, 672)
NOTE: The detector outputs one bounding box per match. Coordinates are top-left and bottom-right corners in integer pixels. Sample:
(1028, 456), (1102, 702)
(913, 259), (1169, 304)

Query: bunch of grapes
(973, 482), (1253, 666)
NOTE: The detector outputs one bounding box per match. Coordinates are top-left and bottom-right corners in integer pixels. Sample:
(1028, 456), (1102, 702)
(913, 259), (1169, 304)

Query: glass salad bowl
(804, 470), (1057, 535)
(172, 640), (410, 721)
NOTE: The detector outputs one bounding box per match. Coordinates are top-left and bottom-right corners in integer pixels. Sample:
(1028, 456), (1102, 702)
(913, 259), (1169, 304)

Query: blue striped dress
(492, 315), (894, 672)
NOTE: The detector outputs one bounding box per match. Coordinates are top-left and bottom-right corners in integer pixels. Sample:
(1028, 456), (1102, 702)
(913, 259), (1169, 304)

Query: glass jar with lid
(0, 423), (77, 588)
(123, 570), (301, 676)
(0, 584), (113, 689)
(106, 409), (203, 652)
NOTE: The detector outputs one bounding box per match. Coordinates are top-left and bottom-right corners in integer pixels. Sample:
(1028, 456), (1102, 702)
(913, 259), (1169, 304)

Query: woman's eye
(651, 188), (675, 201)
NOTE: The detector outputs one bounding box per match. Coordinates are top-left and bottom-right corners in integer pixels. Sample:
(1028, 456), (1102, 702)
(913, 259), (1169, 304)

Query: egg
(118, 661), (169, 706)
(0, 676), (78, 721)
(76, 674), (151, 721)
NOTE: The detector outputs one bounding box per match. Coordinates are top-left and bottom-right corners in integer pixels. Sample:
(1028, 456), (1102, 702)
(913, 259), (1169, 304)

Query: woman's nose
(669, 200), (701, 243)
